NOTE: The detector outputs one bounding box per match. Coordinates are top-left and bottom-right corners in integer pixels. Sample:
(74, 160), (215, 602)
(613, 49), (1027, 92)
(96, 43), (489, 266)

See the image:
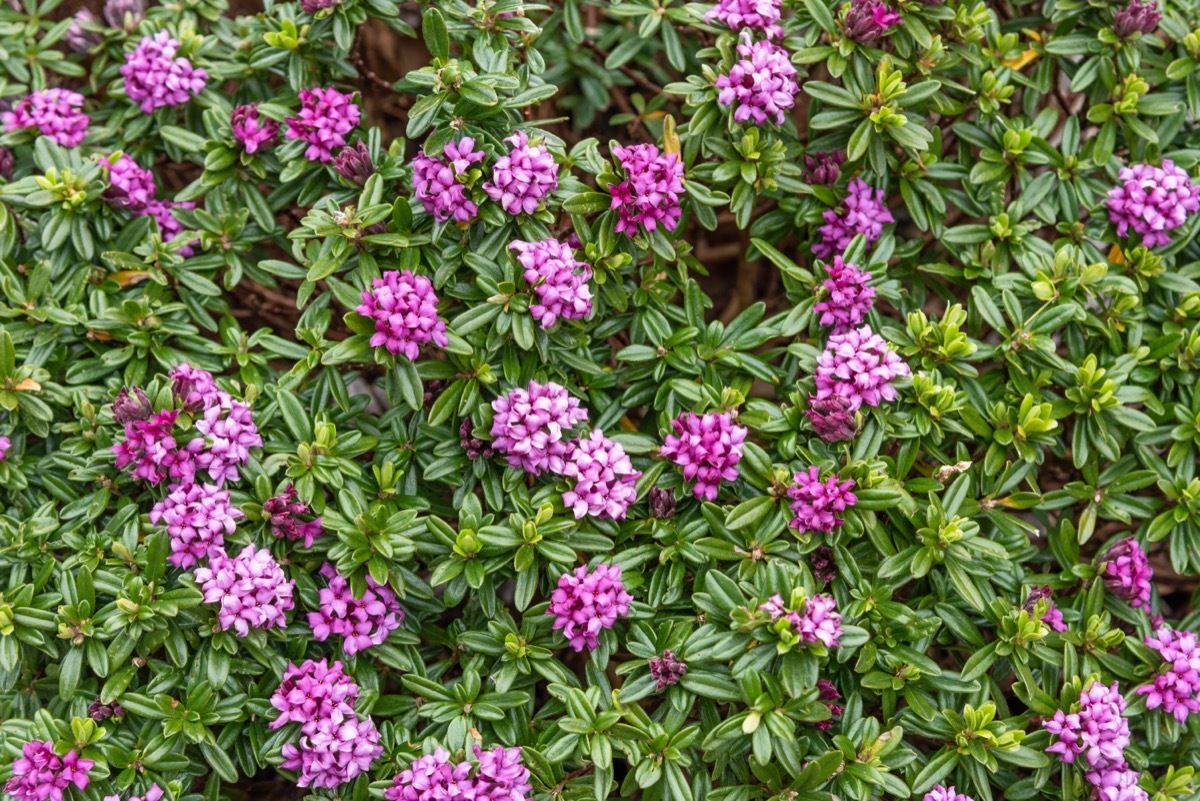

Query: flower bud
(111, 386), (153, 424)
(333, 141), (374, 185)
(649, 487), (677, 519)
(806, 394), (857, 442)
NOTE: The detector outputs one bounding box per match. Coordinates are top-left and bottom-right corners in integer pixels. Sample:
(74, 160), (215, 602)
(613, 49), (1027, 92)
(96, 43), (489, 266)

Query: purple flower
(704, 0), (783, 37)
(300, 0), (343, 14)
(386, 748), (473, 801)
(649, 650), (689, 691)
(1112, 0), (1161, 37)
(759, 591), (843, 648)
(103, 784), (164, 801)
(561, 430), (642, 520)
(281, 710), (382, 788)
(0, 147), (13, 182)
(483, 131), (560, 215)
(490, 380), (588, 475)
(151, 481), (243, 568)
(1106, 161), (1199, 248)
(104, 0), (145, 29)
(194, 545), (295, 636)
(814, 325), (910, 411)
(461, 419), (495, 461)
(356, 270), (449, 360)
(270, 658), (359, 734)
(509, 239), (594, 329)
(715, 32), (798, 126)
(1023, 585), (1068, 632)
(814, 256), (875, 333)
(813, 178), (895, 259)
(308, 563), (405, 655)
(333, 140), (373, 185)
(609, 143), (685, 237)
(1088, 768), (1149, 801)
(104, 154), (156, 212)
(649, 487), (677, 518)
(286, 87), (361, 163)
(66, 9), (104, 53)
(842, 0), (901, 42)
(548, 563), (633, 651)
(120, 31), (208, 114)
(112, 409), (191, 485)
(1100, 538), (1153, 609)
(264, 485), (324, 548)
(141, 198), (198, 256)
(170, 362), (223, 412)
(1044, 680), (1130, 771)
(806, 394), (858, 442)
(811, 679), (844, 729)
(473, 745), (532, 801)
(923, 786), (974, 801)
(88, 697), (126, 721)
(111, 386), (153, 424)
(659, 411), (748, 501)
(803, 150), (846, 186)
(4, 741), (94, 801)
(231, 104), (280, 154)
(413, 137), (485, 223)
(788, 466), (857, 533)
(810, 545), (838, 583)
(0, 436), (10, 461)
(1, 89), (90, 147)
(1136, 628), (1200, 723)
(186, 399), (262, 484)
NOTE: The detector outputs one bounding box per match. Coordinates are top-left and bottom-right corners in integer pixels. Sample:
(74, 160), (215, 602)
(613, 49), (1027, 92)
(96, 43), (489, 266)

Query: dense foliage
(2, 0), (1200, 800)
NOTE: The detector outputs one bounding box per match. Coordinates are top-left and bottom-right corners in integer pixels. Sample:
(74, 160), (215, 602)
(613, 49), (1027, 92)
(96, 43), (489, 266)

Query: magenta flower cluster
(231, 104), (280, 153)
(120, 31), (208, 113)
(658, 411), (748, 501)
(1045, 680), (1146, 801)
(923, 786), (975, 801)
(842, 0), (902, 43)
(814, 325), (911, 411)
(105, 155), (157, 211)
(548, 563), (633, 651)
(172, 361), (223, 411)
(189, 398), (263, 484)
(813, 178), (895, 259)
(715, 33), (798, 126)
(193, 544), (295, 635)
(1112, 0), (1161, 36)
(483, 131), (560, 215)
(151, 481), (243, 568)
(275, 660), (383, 788)
(103, 785), (164, 801)
(1, 89), (90, 147)
(510, 238), (594, 329)
(356, 270), (449, 360)
(112, 408), (186, 485)
(562, 429), (642, 520)
(759, 591), (844, 648)
(385, 746), (532, 801)
(1106, 160), (1199, 248)
(0, 436), (10, 461)
(286, 87), (361, 163)
(704, 0), (783, 37)
(1101, 538), (1153, 609)
(806, 394), (857, 442)
(1136, 628), (1200, 723)
(610, 143), (686, 237)
(308, 563), (405, 655)
(3, 741), (94, 801)
(490, 380), (588, 475)
(264, 484), (324, 548)
(412, 137), (485, 223)
(788, 466), (857, 533)
(814, 256), (875, 333)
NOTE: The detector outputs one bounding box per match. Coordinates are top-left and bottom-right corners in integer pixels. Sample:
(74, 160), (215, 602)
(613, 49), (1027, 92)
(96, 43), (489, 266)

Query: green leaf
(423, 7), (450, 60)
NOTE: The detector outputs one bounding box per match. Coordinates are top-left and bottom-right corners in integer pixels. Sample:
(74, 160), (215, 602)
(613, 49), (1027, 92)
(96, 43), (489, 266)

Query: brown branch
(579, 38), (665, 97)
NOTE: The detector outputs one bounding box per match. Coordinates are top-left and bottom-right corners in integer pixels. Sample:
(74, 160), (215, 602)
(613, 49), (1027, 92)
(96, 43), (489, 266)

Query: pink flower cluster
(0, 436), (10, 461)
(286, 87), (361, 163)
(759, 591), (843, 648)
(275, 660), (383, 788)
(509, 238), (594, 329)
(1137, 628), (1200, 723)
(385, 746), (532, 801)
(172, 361), (223, 411)
(658, 411), (747, 501)
(103, 785), (164, 801)
(483, 131), (559, 215)
(806, 394), (857, 442)
(814, 256), (875, 333)
(3, 741), (94, 801)
(1106, 160), (1199, 248)
(191, 399), (263, 484)
(356, 270), (449, 361)
(562, 429), (642, 520)
(193, 545), (295, 636)
(105, 155), (157, 211)
(814, 325), (910, 411)
(490, 380), (588, 475)
(112, 408), (187, 484)
(120, 31), (208, 114)
(309, 563), (405, 655)
(842, 0), (902, 43)
(1101, 538), (1153, 609)
(788, 466), (857, 533)
(413, 137), (485, 223)
(231, 104), (280, 153)
(264, 484), (324, 548)
(704, 0), (783, 37)
(151, 481), (244, 568)
(923, 786), (974, 801)
(1045, 680), (1145, 800)
(813, 178), (895, 259)
(715, 33), (798, 126)
(548, 563), (633, 651)
(1, 89), (90, 147)
(610, 143), (685, 237)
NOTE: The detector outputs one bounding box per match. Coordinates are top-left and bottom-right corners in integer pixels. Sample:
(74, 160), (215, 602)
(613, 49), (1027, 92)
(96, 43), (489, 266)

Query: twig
(579, 38), (665, 97)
